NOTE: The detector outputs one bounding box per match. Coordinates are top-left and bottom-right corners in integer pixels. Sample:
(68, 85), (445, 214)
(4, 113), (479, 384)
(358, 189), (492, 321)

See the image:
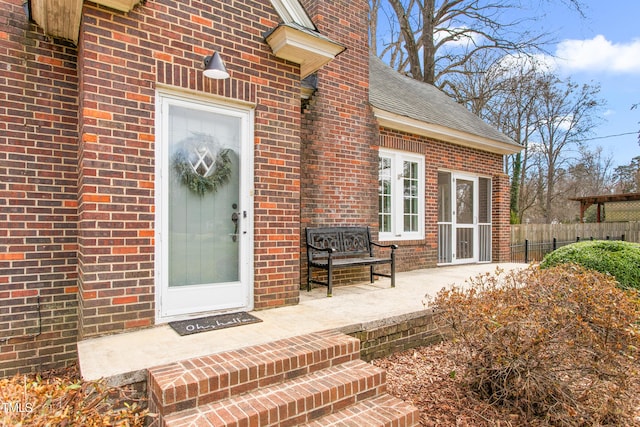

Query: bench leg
(307, 264), (312, 292)
(370, 265), (374, 283)
(391, 253), (396, 288)
(327, 261), (333, 297)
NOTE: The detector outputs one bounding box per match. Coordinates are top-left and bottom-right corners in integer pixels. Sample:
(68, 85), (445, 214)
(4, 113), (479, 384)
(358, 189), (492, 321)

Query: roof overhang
(568, 192), (640, 204)
(373, 107), (522, 155)
(29, 0), (140, 43)
(265, 23), (345, 79)
(567, 192), (640, 223)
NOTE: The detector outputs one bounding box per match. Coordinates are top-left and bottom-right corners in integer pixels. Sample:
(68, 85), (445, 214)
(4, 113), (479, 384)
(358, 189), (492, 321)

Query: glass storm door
(453, 175), (477, 263)
(156, 93), (253, 321)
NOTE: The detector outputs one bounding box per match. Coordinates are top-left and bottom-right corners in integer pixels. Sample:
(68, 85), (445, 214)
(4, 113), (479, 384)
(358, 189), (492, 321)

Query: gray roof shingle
(369, 55), (519, 148)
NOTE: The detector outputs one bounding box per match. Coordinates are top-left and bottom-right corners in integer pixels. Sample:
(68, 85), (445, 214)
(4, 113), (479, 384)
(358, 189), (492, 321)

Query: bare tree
(613, 156), (640, 193)
(370, 0), (584, 86)
(567, 146), (615, 197)
(484, 59), (547, 223)
(445, 53), (562, 223)
(529, 75), (603, 223)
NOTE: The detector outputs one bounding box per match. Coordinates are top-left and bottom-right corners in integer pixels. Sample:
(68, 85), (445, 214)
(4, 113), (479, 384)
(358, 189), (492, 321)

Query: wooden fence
(509, 222), (640, 263)
(511, 222), (640, 245)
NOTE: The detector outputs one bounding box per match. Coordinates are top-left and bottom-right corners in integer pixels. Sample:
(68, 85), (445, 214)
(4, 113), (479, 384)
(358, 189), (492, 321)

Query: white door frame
(452, 173), (478, 264)
(154, 89), (254, 323)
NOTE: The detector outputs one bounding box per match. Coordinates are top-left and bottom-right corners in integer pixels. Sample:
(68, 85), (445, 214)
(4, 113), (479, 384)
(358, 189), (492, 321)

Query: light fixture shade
(203, 51), (230, 79)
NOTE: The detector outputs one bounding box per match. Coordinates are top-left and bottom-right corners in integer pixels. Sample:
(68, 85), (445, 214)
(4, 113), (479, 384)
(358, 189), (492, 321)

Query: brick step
(301, 393), (420, 426)
(148, 330), (360, 419)
(162, 359), (387, 427)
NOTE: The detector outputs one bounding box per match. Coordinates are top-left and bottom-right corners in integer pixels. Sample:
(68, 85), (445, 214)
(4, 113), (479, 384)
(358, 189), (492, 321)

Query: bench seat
(305, 226), (397, 296)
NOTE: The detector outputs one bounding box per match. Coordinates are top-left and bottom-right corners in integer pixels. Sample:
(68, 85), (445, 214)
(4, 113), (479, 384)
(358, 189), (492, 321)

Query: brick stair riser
(148, 331), (360, 419)
(301, 393), (420, 427)
(163, 359), (386, 427)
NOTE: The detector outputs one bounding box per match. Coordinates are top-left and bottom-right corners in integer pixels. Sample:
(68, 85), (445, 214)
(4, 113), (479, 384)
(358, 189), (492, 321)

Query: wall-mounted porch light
(203, 51), (230, 79)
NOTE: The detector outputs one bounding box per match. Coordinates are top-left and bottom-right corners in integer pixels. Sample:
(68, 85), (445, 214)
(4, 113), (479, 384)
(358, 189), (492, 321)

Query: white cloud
(553, 35), (640, 74)
(436, 25), (487, 49)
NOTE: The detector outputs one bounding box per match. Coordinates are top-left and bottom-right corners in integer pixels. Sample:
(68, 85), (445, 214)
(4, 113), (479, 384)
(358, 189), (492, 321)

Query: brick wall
(347, 312), (444, 362)
(76, 0), (302, 338)
(378, 128), (510, 270)
(0, 0), (79, 377)
(300, 0), (379, 287)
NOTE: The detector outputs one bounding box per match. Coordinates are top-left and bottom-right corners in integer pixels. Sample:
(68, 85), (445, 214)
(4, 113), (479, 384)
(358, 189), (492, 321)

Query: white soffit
(373, 107), (523, 155)
(265, 24), (345, 78)
(30, 0), (139, 44)
(30, 0), (83, 43)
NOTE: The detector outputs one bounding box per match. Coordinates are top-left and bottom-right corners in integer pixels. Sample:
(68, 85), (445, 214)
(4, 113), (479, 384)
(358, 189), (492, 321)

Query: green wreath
(172, 147), (233, 197)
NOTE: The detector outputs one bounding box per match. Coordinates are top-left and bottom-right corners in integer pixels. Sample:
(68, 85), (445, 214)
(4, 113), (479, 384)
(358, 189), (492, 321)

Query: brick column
(492, 172), (511, 262)
(75, 4), (157, 338)
(300, 0), (379, 285)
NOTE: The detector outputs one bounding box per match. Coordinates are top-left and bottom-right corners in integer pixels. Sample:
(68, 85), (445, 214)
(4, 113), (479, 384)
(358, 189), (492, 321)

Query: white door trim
(154, 89), (254, 323)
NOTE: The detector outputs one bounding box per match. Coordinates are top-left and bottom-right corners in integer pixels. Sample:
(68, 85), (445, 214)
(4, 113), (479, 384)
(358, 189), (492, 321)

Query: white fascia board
(270, 0), (316, 29)
(373, 107), (522, 155)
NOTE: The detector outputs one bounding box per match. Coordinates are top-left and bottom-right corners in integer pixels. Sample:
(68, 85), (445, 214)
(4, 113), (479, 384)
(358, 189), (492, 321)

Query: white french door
(438, 172), (492, 265)
(156, 91), (254, 322)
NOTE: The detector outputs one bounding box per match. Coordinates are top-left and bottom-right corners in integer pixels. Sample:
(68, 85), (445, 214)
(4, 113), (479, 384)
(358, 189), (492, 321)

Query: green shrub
(540, 240), (640, 290)
(427, 265), (640, 426)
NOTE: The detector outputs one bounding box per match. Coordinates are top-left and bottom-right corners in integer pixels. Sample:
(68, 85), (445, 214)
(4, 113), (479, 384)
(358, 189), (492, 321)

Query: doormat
(169, 312), (262, 336)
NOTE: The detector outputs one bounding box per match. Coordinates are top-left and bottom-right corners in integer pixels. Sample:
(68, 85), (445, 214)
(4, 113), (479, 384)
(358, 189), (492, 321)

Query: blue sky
(534, 1), (640, 168)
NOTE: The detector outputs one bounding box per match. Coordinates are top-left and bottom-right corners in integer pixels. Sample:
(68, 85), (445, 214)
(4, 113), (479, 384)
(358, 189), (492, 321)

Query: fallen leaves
(0, 365), (149, 427)
(374, 338), (640, 426)
(374, 342), (522, 426)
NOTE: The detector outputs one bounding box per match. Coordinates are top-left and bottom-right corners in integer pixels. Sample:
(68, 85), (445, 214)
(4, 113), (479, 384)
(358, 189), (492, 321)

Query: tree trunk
(422, 0), (436, 84)
(510, 152), (521, 223)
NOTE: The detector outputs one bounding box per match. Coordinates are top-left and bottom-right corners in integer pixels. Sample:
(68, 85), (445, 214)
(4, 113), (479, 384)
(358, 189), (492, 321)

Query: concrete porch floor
(77, 263), (523, 386)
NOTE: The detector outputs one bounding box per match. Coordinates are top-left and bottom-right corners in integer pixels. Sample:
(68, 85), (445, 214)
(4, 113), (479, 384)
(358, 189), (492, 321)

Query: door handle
(230, 204), (248, 242)
(231, 204), (240, 242)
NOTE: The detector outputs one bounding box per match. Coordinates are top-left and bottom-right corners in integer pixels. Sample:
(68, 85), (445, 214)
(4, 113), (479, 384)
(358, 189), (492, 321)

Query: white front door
(156, 91), (254, 322)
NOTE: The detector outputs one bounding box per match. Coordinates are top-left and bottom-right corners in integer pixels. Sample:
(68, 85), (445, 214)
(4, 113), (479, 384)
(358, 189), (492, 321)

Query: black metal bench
(305, 226), (398, 296)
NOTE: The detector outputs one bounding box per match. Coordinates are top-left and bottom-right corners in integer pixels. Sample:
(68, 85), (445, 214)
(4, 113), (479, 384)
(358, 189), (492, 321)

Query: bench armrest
(370, 242), (398, 250)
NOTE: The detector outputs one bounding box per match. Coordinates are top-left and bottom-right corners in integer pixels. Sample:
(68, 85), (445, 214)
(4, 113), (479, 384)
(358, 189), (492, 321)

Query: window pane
(378, 156), (392, 233)
(456, 179), (474, 225)
(403, 161), (419, 232)
(168, 105), (240, 286)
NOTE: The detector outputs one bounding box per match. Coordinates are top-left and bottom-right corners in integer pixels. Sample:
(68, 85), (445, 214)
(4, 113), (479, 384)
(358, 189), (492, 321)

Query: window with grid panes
(378, 149), (424, 241)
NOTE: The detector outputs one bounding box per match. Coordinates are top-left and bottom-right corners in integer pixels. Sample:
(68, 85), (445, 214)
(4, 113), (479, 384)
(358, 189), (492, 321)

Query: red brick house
(0, 0), (520, 377)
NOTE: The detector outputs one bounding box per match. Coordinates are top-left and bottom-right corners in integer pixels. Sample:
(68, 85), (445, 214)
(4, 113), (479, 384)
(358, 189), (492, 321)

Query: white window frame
(378, 148), (425, 241)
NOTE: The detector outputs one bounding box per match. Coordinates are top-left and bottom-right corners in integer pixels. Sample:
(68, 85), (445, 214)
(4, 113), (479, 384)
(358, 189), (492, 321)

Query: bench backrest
(306, 227), (372, 260)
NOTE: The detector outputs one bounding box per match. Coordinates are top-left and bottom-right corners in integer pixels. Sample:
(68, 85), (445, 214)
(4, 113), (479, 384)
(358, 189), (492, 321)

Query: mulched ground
(372, 341), (640, 427)
(0, 365), (148, 426)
